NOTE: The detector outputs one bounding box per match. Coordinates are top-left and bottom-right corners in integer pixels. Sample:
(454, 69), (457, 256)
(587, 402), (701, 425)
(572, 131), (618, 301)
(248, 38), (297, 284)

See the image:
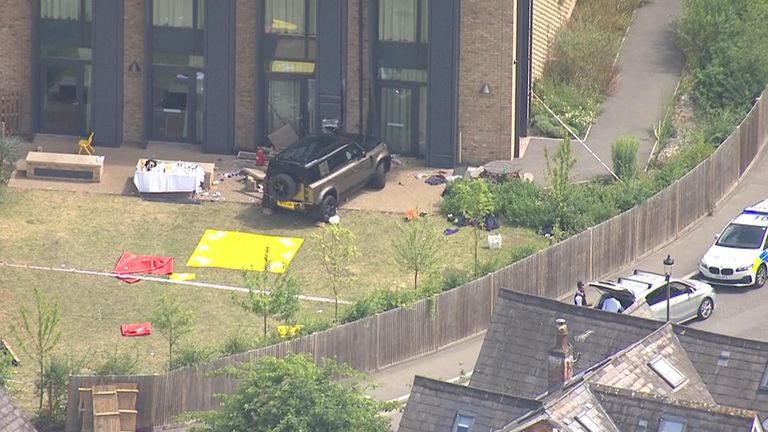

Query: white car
(699, 199), (768, 288)
(589, 270), (716, 323)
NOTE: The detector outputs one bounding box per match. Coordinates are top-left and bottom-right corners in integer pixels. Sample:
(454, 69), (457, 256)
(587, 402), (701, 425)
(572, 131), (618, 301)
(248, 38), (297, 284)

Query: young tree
(12, 287), (62, 409)
(392, 218), (441, 290)
(39, 355), (84, 425)
(449, 179), (495, 276)
(235, 248), (302, 339)
(545, 136), (577, 239)
(194, 354), (393, 432)
(313, 224), (360, 321)
(151, 292), (195, 371)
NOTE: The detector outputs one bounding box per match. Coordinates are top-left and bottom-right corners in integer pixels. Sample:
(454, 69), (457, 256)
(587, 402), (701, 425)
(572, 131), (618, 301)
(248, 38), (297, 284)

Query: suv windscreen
(716, 223), (767, 249)
(278, 136), (339, 164)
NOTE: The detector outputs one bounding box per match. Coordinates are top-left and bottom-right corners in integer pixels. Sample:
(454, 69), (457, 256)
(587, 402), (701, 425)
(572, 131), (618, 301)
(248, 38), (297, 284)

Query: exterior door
(266, 76), (311, 138)
(152, 67), (202, 143)
(379, 84), (424, 157)
(41, 61), (88, 135)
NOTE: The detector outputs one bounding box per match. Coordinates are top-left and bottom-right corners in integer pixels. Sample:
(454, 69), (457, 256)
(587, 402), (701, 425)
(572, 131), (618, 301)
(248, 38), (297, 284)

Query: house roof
(674, 326), (768, 415)
(592, 384), (760, 431)
(398, 376), (541, 432)
(470, 289), (663, 398)
(0, 388), (37, 432)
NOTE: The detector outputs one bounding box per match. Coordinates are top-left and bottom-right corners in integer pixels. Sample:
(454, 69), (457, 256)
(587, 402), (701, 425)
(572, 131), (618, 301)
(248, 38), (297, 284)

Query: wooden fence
(0, 90), (22, 137)
(65, 89), (768, 432)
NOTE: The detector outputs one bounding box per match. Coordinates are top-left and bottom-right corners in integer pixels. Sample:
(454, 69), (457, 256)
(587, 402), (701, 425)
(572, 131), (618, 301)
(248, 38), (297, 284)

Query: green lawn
(0, 188), (546, 409)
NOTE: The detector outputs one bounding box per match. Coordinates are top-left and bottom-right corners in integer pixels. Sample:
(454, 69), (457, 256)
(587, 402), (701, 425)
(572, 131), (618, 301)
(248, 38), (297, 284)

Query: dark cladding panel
(91, 0), (123, 146)
(515, 0), (533, 157)
(427, 0), (459, 168)
(203, 0), (235, 154)
(316, 0), (345, 130)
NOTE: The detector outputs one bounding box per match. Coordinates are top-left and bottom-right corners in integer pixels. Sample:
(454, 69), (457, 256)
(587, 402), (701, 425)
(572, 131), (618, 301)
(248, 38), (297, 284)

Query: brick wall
(344, 0), (370, 134)
(235, 0), (257, 150)
(532, 0), (577, 80)
(0, 0), (32, 136)
(123, 0), (145, 144)
(457, 0), (517, 164)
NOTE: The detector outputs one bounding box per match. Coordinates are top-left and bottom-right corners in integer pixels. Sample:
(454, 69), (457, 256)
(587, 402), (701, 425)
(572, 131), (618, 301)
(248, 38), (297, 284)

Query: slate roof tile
(0, 388), (37, 432)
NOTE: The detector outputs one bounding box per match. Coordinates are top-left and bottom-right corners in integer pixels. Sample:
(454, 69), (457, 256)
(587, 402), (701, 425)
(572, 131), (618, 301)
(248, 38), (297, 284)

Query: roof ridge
(673, 325), (768, 350)
(412, 376), (541, 408)
(590, 383), (758, 418)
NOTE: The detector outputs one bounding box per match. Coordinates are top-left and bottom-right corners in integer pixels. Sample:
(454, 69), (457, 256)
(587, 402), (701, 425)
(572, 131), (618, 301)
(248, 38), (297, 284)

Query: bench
(26, 152), (104, 182)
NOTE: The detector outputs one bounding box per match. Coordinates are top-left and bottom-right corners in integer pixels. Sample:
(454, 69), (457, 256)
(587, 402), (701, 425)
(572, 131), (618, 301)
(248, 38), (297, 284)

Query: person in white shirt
(601, 296), (623, 313)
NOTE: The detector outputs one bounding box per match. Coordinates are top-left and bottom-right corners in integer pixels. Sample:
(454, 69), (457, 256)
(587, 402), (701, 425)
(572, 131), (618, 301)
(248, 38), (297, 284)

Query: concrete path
(521, 0), (684, 183)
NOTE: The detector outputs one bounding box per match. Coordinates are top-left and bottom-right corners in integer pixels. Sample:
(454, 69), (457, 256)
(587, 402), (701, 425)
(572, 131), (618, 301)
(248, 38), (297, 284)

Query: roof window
(648, 356), (686, 388)
(452, 413), (474, 432)
(658, 415), (686, 432)
(575, 412), (601, 432)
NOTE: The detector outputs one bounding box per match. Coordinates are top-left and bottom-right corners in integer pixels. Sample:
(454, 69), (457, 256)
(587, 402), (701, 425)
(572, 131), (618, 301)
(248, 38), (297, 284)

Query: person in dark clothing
(574, 281), (590, 306)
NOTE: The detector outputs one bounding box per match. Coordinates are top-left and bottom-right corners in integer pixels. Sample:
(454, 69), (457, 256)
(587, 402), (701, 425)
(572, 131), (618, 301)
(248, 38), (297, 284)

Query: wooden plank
(79, 388), (94, 432)
(116, 383), (138, 432)
(92, 385), (121, 432)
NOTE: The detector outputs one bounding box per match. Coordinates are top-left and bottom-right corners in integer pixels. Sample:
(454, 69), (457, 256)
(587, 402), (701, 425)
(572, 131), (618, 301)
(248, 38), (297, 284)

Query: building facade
(0, 0), (573, 168)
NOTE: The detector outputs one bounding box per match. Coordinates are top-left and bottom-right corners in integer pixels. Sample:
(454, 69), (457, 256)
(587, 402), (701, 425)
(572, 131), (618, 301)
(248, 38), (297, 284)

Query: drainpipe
(358, 0), (364, 134)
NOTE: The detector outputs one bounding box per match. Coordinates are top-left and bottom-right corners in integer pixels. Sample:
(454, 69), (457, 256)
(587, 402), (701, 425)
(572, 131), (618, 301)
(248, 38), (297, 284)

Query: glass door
(152, 67), (201, 142)
(266, 77), (309, 137)
(41, 61), (88, 135)
(380, 85), (424, 156)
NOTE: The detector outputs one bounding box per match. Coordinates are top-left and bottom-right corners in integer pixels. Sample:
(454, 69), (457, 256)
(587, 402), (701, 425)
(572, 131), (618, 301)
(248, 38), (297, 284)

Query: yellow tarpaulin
(186, 229), (304, 273)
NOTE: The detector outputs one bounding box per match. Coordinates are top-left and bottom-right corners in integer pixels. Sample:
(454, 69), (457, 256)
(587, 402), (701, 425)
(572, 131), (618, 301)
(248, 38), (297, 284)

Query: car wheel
(314, 194), (338, 223)
(697, 297), (714, 320)
(267, 173), (298, 201)
(369, 162), (387, 190)
(755, 264), (767, 288)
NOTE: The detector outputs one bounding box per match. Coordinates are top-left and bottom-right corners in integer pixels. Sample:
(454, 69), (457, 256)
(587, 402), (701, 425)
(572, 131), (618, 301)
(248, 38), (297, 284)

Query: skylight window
(452, 413), (474, 432)
(760, 362), (768, 391)
(658, 415), (686, 432)
(648, 356), (686, 388)
(575, 413), (601, 432)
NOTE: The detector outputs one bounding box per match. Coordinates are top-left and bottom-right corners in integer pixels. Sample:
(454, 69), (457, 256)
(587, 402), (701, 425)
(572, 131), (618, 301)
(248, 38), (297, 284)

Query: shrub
(341, 288), (422, 324)
(0, 135), (20, 182)
(221, 331), (256, 356)
(652, 139), (714, 189)
(611, 136), (640, 179)
(170, 344), (218, 370)
(489, 179), (551, 230)
(94, 350), (141, 376)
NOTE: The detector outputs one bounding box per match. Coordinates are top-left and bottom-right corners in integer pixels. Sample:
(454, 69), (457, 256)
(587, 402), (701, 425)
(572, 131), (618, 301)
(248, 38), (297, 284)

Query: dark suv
(264, 134), (391, 222)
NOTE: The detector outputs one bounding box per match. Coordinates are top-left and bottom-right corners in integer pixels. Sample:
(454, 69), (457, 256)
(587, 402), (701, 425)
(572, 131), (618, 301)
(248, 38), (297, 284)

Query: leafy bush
(489, 179), (551, 230)
(170, 344), (218, 370)
(221, 331), (256, 356)
(94, 350), (141, 376)
(341, 288), (423, 324)
(611, 136), (640, 179)
(0, 135), (20, 182)
(653, 140), (714, 189)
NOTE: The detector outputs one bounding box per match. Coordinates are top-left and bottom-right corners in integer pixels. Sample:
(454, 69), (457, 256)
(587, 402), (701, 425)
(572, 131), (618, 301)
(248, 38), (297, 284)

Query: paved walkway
(521, 0), (684, 183)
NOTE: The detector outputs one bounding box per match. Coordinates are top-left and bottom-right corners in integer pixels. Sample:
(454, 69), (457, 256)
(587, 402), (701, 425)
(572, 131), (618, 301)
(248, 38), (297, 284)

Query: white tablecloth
(133, 162), (205, 193)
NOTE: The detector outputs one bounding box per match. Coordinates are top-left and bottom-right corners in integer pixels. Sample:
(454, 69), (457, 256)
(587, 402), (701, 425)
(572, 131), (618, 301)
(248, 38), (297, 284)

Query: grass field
(0, 188), (547, 410)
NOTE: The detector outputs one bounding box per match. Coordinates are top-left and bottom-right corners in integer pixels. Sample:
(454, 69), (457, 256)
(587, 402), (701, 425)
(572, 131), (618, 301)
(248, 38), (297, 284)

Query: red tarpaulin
(112, 252), (174, 283)
(121, 322), (152, 337)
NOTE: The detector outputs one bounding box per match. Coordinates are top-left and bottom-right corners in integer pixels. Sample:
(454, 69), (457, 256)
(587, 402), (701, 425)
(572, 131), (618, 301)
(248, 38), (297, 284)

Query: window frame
(657, 415), (687, 432)
(39, 0), (93, 52)
(648, 355), (686, 388)
(759, 362), (768, 391)
(263, 0), (317, 62)
(451, 412), (475, 432)
(377, 0), (428, 43)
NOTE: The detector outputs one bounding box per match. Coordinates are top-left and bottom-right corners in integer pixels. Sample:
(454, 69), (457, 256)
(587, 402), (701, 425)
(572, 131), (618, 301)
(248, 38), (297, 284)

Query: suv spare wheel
(268, 173), (298, 200)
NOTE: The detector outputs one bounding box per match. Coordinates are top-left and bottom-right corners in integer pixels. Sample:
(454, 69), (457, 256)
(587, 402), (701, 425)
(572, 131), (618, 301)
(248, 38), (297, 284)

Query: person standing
(574, 281), (589, 306)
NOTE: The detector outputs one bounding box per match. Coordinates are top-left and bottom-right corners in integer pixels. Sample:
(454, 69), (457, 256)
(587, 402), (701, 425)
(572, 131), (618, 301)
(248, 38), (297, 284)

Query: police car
(699, 199), (768, 288)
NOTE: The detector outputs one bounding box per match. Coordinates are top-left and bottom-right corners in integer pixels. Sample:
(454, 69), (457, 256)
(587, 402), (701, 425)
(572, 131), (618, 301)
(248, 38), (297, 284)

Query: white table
(133, 160), (205, 193)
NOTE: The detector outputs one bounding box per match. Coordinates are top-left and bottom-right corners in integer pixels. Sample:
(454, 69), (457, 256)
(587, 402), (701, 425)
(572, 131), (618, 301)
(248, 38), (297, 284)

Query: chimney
(548, 318), (574, 388)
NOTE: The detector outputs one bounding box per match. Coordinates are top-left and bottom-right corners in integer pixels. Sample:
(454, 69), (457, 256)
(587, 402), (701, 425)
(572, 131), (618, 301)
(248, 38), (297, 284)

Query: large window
(263, 0), (317, 137)
(379, 0), (428, 43)
(38, 0), (93, 135)
(153, 0), (205, 28)
(150, 0), (206, 143)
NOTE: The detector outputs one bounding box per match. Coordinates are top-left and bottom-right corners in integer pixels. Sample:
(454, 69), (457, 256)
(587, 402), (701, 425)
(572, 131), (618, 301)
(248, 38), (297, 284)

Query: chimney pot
(549, 318), (575, 388)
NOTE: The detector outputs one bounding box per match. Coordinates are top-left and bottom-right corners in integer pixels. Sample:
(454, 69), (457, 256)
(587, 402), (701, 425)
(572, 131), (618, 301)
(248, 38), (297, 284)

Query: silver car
(589, 270), (716, 323)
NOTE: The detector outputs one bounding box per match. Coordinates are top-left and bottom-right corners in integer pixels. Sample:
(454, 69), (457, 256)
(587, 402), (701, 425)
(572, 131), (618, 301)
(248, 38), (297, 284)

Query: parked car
(699, 199), (768, 288)
(589, 270), (716, 323)
(263, 133), (391, 222)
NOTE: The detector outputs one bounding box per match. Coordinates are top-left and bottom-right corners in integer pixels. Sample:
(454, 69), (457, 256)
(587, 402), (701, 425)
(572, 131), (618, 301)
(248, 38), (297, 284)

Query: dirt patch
(655, 92), (696, 163)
